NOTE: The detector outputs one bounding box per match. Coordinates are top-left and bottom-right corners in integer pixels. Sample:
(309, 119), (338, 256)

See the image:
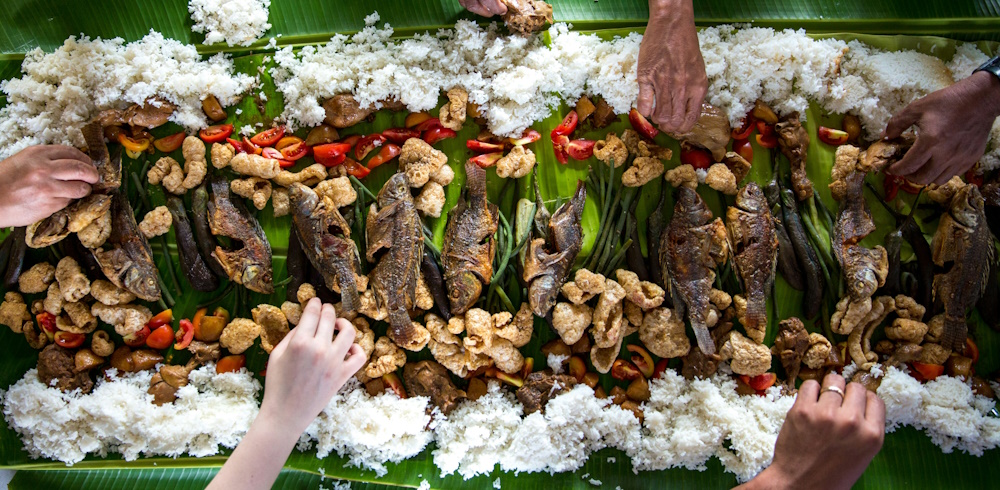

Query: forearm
(207, 409), (302, 490)
(649, 0), (694, 22)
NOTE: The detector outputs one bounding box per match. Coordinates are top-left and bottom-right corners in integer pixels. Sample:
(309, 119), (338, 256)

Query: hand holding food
(740, 373), (885, 490)
(0, 145), (98, 228)
(459, 0), (508, 17)
(637, 0), (708, 134)
(883, 70), (1000, 185)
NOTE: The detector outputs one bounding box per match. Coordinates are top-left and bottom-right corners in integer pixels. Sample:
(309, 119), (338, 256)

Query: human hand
(637, 0), (707, 134)
(740, 373), (885, 490)
(257, 298), (367, 434)
(459, 0), (507, 17)
(884, 70), (1000, 185)
(0, 145), (98, 228)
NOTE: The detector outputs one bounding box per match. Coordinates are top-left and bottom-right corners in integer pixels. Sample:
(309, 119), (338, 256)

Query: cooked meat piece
(771, 318), (810, 387)
(402, 360), (466, 415)
(37, 344), (93, 393)
(668, 103), (731, 162)
(98, 97), (175, 128)
(515, 371), (578, 415)
(323, 94), (374, 128)
(680, 347), (720, 380)
(775, 113), (813, 201)
(501, 0), (553, 37)
(591, 97), (618, 128)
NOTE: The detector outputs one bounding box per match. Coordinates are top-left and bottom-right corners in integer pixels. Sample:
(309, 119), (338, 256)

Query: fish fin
(693, 326), (716, 356)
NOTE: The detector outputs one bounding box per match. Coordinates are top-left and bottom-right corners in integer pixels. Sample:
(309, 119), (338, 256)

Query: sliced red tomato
(382, 127), (421, 144)
(470, 152), (503, 168)
(250, 126), (285, 147)
(36, 312), (57, 335)
(355, 134), (387, 160)
(566, 139), (595, 160)
(340, 134), (362, 148)
(279, 141), (309, 162)
(509, 129), (541, 146)
(367, 143), (401, 169)
(261, 147), (283, 160)
(275, 135), (304, 151)
(910, 362), (944, 382)
(423, 127), (457, 145)
(343, 158), (371, 178)
(742, 373), (777, 391)
(199, 124), (234, 143)
(147, 309), (173, 330)
(217, 355), (246, 374)
(153, 132), (186, 153)
(627, 345), (655, 379)
(732, 138), (753, 162)
(313, 142), (352, 167)
(54, 331), (85, 349)
(652, 358), (670, 379)
(226, 137), (248, 153)
(883, 174), (903, 201)
(628, 108), (659, 140)
(552, 110), (579, 138)
(242, 136), (262, 155)
(174, 319), (195, 350)
(755, 133), (778, 149)
(405, 112), (433, 129)
(146, 324), (175, 350)
(680, 145), (713, 169)
(123, 325), (151, 347)
(414, 117), (443, 132)
(611, 359), (642, 381)
(817, 126), (849, 146)
(731, 114), (756, 140)
(467, 140), (505, 153)
(553, 144), (569, 165)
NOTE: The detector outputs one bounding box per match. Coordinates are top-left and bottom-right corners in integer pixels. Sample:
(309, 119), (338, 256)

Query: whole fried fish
(92, 191), (161, 301)
(775, 113), (813, 201)
(523, 181), (586, 318)
(833, 172), (887, 303)
(726, 182), (778, 343)
(662, 187), (729, 355)
(932, 184), (994, 350)
(367, 173), (423, 345)
(207, 175), (273, 294)
(289, 183), (362, 319)
(442, 162), (499, 315)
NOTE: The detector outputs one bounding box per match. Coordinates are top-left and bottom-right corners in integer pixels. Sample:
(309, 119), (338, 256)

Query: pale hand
(884, 70), (1000, 185)
(0, 145), (98, 228)
(459, 0), (507, 17)
(637, 0), (707, 134)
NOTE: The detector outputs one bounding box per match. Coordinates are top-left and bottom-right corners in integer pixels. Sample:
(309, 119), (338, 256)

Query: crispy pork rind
(720, 331), (771, 376)
(24, 320), (47, 350)
(426, 313), (472, 377)
(56, 257), (90, 303)
(591, 279), (626, 348)
(210, 142), (235, 169)
(353, 317), (375, 359)
(415, 182), (446, 218)
(705, 163), (738, 195)
(220, 318), (262, 354)
(43, 283), (63, 316)
(91, 303), (152, 336)
(180, 136), (208, 190)
(148, 156), (185, 194)
(274, 163), (327, 188)
(90, 330), (114, 357)
(848, 296), (894, 369)
(395, 321), (431, 352)
(893, 295), (925, 320)
(591, 332), (624, 374)
(90, 279), (136, 306)
(552, 302), (592, 345)
(60, 302), (97, 334)
(722, 152), (752, 183)
(226, 153), (281, 179)
(463, 308), (493, 354)
(280, 301), (303, 325)
(709, 288), (732, 311)
(623, 300), (644, 328)
(831, 296), (871, 336)
(231, 178), (272, 211)
(364, 336), (407, 379)
(621, 129), (642, 155)
(926, 176), (965, 205)
(358, 288), (388, 321)
(489, 337), (525, 373)
(615, 269), (665, 310)
(399, 138), (448, 187)
(495, 145), (536, 179)
(886, 318), (928, 343)
(429, 163), (455, 186)
(495, 303), (533, 347)
(924, 314), (945, 343)
(139, 206), (172, 238)
(78, 208), (112, 248)
(439, 87), (468, 131)
(313, 175), (356, 207)
(253, 304), (289, 354)
(622, 156), (664, 187)
(560, 268), (606, 304)
(0, 292), (30, 333)
(18, 262), (55, 294)
(296, 283), (317, 303)
(665, 164), (698, 189)
(594, 133), (628, 168)
(803, 333), (832, 370)
(640, 307), (690, 359)
(412, 274), (435, 311)
(272, 187), (291, 217)
(447, 316), (465, 335)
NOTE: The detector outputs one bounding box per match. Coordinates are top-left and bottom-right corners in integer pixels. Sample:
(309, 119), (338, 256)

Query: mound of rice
(188, 0), (272, 47)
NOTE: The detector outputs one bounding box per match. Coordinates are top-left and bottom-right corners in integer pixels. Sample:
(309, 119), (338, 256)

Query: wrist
(255, 403), (309, 442)
(971, 70), (1000, 117)
(649, 0), (693, 21)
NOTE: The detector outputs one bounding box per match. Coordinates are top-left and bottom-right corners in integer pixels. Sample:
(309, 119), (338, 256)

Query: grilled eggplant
(167, 196), (219, 292)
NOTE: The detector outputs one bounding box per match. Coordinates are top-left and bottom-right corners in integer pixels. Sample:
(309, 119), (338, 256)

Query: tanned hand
(637, 0), (707, 134)
(884, 70), (1000, 185)
(0, 145), (98, 228)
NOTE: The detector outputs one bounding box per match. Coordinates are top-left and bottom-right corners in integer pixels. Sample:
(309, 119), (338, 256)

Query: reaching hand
(0, 145), (98, 228)
(459, 0), (508, 17)
(637, 0), (707, 134)
(739, 373), (885, 490)
(884, 70), (1000, 185)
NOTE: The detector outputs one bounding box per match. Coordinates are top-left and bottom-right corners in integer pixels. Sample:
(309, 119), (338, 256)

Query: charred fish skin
(289, 183), (361, 318)
(92, 191), (161, 302)
(442, 161), (499, 315)
(207, 175), (273, 294)
(932, 184), (994, 350)
(523, 181), (586, 318)
(662, 186), (727, 355)
(726, 182), (778, 344)
(367, 173), (423, 344)
(81, 120), (121, 193)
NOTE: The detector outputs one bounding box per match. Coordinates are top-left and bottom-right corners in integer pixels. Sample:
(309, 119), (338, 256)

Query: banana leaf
(1, 7), (1000, 488)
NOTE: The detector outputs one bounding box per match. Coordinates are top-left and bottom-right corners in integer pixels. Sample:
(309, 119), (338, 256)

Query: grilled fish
(91, 191), (161, 301)
(775, 113), (813, 201)
(289, 183), (362, 319)
(367, 173), (423, 345)
(662, 187), (728, 355)
(523, 181), (586, 318)
(726, 182), (778, 343)
(207, 175), (273, 294)
(833, 172), (887, 303)
(81, 120), (122, 192)
(932, 183), (994, 350)
(442, 161), (499, 315)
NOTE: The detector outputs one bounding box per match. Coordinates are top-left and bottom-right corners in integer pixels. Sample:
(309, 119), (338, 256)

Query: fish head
(529, 275), (559, 318)
(447, 271), (483, 315)
(124, 267), (161, 302)
(675, 187), (712, 225)
(241, 264), (274, 294)
(950, 184), (985, 229)
(378, 173), (411, 207)
(736, 182), (766, 213)
(851, 268), (879, 299)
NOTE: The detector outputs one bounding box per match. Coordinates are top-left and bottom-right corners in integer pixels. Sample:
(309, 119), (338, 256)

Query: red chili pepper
(423, 127), (457, 145)
(731, 113), (756, 140)
(470, 152), (503, 168)
(174, 319), (195, 350)
(552, 110), (579, 138)
(652, 358), (670, 379)
(226, 137), (247, 153)
(367, 143), (401, 169)
(509, 129), (541, 146)
(382, 127), (421, 144)
(755, 133), (778, 149)
(250, 126), (285, 147)
(628, 109), (659, 140)
(355, 134), (387, 160)
(198, 124), (234, 144)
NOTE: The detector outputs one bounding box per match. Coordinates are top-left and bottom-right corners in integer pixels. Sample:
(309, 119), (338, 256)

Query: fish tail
(940, 315), (968, 351)
(745, 298), (768, 343)
(693, 325), (715, 355)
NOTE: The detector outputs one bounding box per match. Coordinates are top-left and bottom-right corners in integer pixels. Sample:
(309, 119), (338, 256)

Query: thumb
(883, 102), (920, 140)
(637, 82), (655, 118)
